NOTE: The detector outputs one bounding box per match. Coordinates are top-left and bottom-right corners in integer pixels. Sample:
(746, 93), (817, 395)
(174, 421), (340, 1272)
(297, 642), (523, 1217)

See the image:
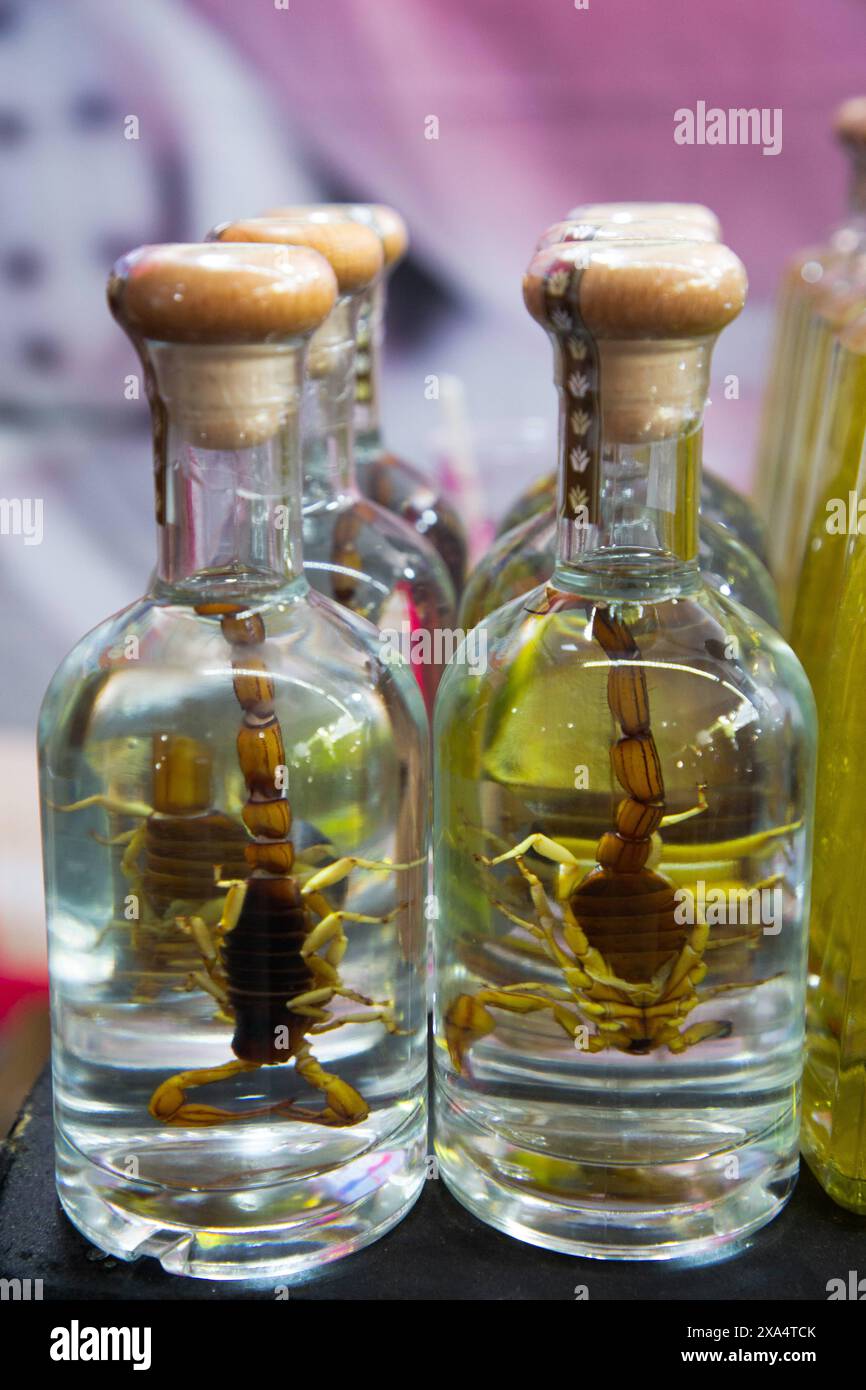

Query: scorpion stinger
(149, 601), (421, 1128)
(446, 601), (785, 1070)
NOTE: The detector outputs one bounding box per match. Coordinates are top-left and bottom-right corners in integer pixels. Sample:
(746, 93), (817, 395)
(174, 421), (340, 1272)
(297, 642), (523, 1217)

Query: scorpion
(148, 600), (420, 1127)
(446, 599), (787, 1069)
(53, 734), (342, 993)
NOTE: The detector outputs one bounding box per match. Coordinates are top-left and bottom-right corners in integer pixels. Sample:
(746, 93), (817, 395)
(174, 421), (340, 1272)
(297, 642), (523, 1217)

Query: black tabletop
(1, 1066), (864, 1302)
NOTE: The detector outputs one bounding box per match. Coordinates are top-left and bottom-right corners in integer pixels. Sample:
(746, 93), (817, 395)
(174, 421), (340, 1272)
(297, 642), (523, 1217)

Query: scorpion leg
(292, 1040), (370, 1124)
(50, 793), (152, 818)
(302, 854), (425, 897)
(149, 1058), (262, 1125)
(446, 985), (584, 1071)
(480, 833), (581, 871)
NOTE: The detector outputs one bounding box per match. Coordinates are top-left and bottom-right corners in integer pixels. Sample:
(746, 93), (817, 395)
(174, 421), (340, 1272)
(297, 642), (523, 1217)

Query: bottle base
(435, 1091), (798, 1263)
(802, 1148), (866, 1215)
(56, 1101), (427, 1281)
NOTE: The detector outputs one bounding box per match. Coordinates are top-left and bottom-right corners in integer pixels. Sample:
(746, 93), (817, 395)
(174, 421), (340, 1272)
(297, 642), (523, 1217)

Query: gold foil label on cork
(542, 255), (601, 528)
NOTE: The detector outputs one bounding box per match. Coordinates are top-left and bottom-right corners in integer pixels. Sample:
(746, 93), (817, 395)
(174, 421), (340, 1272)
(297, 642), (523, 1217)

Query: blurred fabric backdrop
(1, 0), (863, 1120)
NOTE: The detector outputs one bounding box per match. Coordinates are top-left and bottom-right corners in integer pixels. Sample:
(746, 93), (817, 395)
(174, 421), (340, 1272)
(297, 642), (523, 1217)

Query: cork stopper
(108, 242), (337, 343)
(567, 202), (721, 239)
(265, 203), (409, 270)
(834, 97), (866, 149)
(524, 241), (746, 339)
(524, 241), (746, 442)
(210, 217), (383, 295)
(538, 217), (716, 250)
(109, 243), (338, 450)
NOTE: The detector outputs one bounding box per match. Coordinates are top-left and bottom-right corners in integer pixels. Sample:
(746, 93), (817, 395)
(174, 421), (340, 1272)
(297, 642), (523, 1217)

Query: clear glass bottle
(755, 97), (866, 597)
(433, 240), (815, 1260)
(496, 209), (770, 567)
(268, 202), (469, 594)
(40, 242), (429, 1279)
(791, 312), (866, 710)
(212, 216), (457, 713)
(802, 436), (866, 1212)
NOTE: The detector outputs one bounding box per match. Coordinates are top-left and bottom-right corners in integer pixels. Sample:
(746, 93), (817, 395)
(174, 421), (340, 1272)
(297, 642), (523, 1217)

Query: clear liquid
(434, 574), (814, 1258)
(41, 585), (429, 1278)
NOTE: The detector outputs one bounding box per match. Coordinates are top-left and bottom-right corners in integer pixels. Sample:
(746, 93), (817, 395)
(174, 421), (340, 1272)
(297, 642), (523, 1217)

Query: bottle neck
(144, 341), (306, 603)
(303, 296), (361, 507)
(551, 336), (706, 599)
(354, 280), (385, 448)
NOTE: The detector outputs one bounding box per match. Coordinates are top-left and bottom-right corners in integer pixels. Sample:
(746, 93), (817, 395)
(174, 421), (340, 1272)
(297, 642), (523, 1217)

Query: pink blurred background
(0, 0), (861, 1112)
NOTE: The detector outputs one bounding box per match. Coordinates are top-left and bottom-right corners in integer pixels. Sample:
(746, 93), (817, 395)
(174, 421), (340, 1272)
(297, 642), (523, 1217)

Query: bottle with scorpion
(39, 242), (429, 1279)
(211, 215), (457, 714)
(433, 239), (816, 1260)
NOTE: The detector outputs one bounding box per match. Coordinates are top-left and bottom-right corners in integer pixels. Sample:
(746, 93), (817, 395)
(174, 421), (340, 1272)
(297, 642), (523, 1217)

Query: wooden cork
(834, 96), (866, 149)
(265, 203), (409, 270)
(538, 217), (716, 250)
(567, 202), (721, 239)
(108, 242), (337, 343)
(211, 217), (383, 295)
(109, 243), (338, 449)
(524, 241), (746, 339)
(524, 241), (746, 444)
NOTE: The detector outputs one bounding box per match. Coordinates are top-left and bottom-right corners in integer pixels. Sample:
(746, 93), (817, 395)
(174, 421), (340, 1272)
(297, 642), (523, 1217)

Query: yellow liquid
(791, 346), (866, 713)
(802, 491), (866, 1211)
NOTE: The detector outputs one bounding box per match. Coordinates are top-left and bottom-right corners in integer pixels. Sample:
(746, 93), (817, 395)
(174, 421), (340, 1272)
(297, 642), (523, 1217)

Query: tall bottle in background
(40, 243), (429, 1278)
(434, 239), (815, 1259)
(802, 368), (866, 1211)
(754, 97), (866, 611)
(791, 311), (866, 710)
(212, 216), (457, 711)
(269, 202), (469, 594)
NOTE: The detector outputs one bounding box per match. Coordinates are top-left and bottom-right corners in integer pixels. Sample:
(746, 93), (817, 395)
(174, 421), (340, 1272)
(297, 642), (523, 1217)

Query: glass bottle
(791, 311), (866, 710)
(433, 240), (815, 1260)
(469, 221), (780, 629)
(40, 242), (429, 1279)
(755, 97), (866, 595)
(212, 216), (457, 713)
(268, 202), (469, 595)
(802, 426), (866, 1212)
(496, 208), (770, 566)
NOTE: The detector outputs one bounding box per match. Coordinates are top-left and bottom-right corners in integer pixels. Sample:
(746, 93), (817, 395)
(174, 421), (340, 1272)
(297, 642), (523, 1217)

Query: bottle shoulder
(39, 588), (429, 757)
(441, 580), (816, 736)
